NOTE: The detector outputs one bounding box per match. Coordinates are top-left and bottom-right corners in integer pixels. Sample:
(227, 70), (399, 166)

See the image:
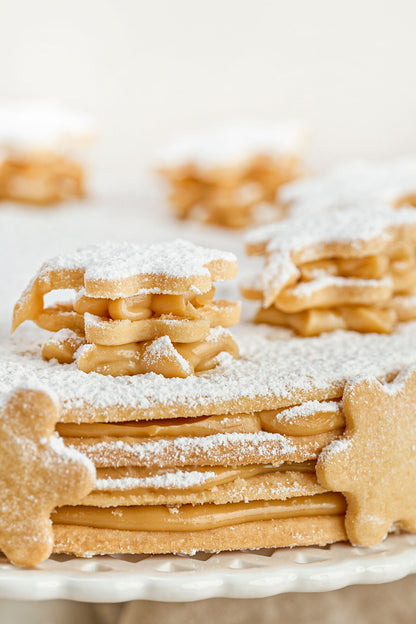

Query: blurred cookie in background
(0, 101), (96, 206)
(278, 157), (416, 219)
(156, 121), (306, 229)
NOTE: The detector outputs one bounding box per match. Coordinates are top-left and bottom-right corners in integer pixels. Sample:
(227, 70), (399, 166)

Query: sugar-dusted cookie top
(0, 101), (95, 157)
(157, 121), (306, 170)
(279, 158), (416, 216)
(0, 386), (95, 566)
(4, 322), (416, 423)
(12, 239), (238, 331)
(247, 203), (416, 257)
(316, 366), (416, 546)
(245, 204), (416, 305)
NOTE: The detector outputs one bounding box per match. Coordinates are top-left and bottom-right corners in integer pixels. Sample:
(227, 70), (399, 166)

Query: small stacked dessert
(278, 157), (416, 218)
(157, 121), (305, 228)
(12, 240), (241, 378)
(242, 204), (416, 336)
(0, 101), (94, 205)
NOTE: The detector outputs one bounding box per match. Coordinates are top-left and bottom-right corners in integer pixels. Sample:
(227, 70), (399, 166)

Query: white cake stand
(0, 533), (415, 603)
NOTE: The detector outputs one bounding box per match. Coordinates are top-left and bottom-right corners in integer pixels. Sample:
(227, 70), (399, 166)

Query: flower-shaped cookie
(0, 387), (96, 566)
(316, 367), (416, 546)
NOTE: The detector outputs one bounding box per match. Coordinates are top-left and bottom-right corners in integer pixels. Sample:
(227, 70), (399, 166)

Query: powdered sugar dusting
(0, 101), (95, 159)
(262, 251), (300, 306)
(157, 121), (306, 169)
(40, 239), (236, 290)
(4, 322), (416, 422)
(245, 203), (416, 303)
(143, 336), (192, 375)
(49, 433), (96, 476)
(290, 274), (392, 297)
(74, 431), (299, 467)
(48, 328), (83, 349)
(246, 204), (416, 256)
(95, 470), (217, 491)
(318, 437), (353, 463)
(276, 400), (340, 422)
(279, 157), (416, 216)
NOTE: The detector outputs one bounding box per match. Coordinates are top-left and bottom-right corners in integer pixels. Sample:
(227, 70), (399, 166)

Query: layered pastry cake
(157, 121), (305, 228)
(0, 101), (94, 205)
(3, 238), (416, 565)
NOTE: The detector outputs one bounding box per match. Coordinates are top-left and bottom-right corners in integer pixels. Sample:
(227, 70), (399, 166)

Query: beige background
(1, 0), (416, 189)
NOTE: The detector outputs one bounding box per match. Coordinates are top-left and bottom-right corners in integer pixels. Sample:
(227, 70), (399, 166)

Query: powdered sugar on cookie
(279, 157), (416, 216)
(4, 322), (416, 422)
(38, 239), (237, 291)
(275, 400), (340, 423)
(0, 101), (95, 159)
(94, 470), (218, 492)
(246, 204), (416, 257)
(157, 121), (306, 169)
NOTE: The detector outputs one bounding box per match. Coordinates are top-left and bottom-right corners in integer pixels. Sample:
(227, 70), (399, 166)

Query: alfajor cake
(4, 237), (416, 564)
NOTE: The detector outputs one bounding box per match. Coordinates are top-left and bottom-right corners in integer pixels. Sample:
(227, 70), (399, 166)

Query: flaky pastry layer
(83, 468), (326, 507)
(66, 429), (341, 468)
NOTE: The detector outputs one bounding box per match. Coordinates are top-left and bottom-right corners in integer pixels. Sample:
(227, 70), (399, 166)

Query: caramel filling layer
(57, 401), (343, 439)
(75, 331), (239, 378)
(52, 493), (345, 532)
(255, 305), (402, 337)
(77, 289), (217, 322)
(57, 413), (261, 438)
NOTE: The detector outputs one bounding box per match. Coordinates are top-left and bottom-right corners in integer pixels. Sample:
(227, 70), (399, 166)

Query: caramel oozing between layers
(58, 413), (261, 438)
(83, 301), (240, 346)
(255, 305), (401, 336)
(52, 493), (345, 532)
(57, 400), (344, 439)
(41, 297), (240, 346)
(75, 330), (239, 377)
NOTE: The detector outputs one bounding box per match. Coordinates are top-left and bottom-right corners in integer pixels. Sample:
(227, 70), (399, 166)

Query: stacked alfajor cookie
(157, 122), (305, 228)
(242, 204), (416, 336)
(0, 101), (94, 205)
(12, 240), (241, 378)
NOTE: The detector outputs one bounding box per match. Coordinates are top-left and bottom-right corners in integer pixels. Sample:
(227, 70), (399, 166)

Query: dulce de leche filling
(57, 399), (344, 439)
(52, 493), (345, 532)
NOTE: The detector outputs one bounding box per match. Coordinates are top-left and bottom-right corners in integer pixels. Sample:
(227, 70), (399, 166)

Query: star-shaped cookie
(0, 387), (96, 566)
(12, 240), (238, 331)
(316, 366), (416, 546)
